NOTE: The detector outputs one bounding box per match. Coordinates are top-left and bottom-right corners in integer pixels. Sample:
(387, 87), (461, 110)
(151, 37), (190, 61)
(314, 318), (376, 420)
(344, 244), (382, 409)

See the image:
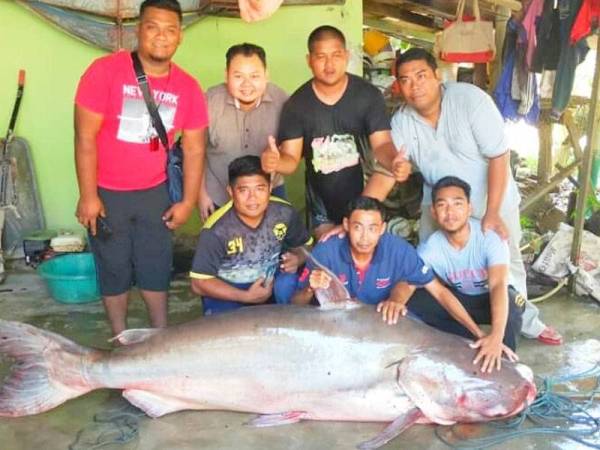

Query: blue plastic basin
(38, 253), (100, 303)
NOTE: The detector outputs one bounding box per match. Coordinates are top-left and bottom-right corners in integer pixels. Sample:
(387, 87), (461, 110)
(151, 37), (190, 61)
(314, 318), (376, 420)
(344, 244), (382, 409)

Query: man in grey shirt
(200, 43), (288, 220)
(372, 48), (561, 345)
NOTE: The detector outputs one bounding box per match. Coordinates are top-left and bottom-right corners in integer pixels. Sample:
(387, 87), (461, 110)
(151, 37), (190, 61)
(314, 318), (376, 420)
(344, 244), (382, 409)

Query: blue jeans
(202, 270), (299, 315)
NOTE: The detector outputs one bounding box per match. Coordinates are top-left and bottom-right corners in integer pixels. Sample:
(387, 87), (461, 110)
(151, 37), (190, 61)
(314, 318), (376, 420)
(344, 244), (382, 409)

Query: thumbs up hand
(392, 146), (412, 183)
(261, 135), (281, 174)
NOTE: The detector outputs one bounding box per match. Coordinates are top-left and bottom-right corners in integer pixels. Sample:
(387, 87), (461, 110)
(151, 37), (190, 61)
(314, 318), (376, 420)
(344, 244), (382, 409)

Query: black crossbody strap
(131, 51), (169, 150)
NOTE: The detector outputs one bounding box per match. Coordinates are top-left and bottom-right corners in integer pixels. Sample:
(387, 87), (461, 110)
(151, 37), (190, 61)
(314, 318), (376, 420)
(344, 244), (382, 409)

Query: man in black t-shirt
(260, 25), (408, 239)
(190, 156), (312, 315)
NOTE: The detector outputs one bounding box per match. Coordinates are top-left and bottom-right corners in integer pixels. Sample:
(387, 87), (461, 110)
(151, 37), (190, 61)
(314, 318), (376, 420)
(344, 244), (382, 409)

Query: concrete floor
(0, 265), (599, 450)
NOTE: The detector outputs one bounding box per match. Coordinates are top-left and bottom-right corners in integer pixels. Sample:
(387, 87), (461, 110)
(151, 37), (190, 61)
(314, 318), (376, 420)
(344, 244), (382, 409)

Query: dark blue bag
(132, 51), (183, 204)
(166, 139), (183, 204)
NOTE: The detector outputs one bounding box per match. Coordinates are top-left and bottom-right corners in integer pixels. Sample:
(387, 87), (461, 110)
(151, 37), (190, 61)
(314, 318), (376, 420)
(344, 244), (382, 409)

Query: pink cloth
(75, 51), (208, 191)
(522, 0), (544, 69)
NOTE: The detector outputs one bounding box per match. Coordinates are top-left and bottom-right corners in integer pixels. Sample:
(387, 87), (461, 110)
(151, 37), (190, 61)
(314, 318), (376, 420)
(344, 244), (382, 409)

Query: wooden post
(570, 41), (600, 293)
(490, 6), (510, 90)
(538, 110), (553, 185)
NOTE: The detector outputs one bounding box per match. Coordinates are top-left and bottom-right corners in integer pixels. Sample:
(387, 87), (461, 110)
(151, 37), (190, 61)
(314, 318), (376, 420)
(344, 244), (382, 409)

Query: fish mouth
(515, 363), (534, 383)
(489, 381), (537, 419)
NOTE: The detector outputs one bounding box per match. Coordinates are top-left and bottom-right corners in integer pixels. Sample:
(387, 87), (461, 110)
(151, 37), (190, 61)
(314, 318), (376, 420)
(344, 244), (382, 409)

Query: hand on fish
(470, 333), (519, 373)
(243, 277), (274, 304)
(376, 282), (414, 325)
(376, 299), (407, 324)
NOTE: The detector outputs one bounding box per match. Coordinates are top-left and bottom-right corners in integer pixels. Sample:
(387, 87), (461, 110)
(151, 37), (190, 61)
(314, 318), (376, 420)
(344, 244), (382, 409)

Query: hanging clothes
(532, 0), (562, 72)
(522, 0), (545, 68)
(551, 0), (589, 120)
(570, 0), (600, 43)
(494, 18), (540, 124)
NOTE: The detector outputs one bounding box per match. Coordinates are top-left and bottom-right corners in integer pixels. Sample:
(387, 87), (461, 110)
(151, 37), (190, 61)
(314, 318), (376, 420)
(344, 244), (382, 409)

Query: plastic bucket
(38, 253), (100, 303)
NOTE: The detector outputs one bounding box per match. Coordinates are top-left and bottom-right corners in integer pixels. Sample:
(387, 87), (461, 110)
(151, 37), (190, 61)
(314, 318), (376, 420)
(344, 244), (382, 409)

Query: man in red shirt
(74, 0), (208, 337)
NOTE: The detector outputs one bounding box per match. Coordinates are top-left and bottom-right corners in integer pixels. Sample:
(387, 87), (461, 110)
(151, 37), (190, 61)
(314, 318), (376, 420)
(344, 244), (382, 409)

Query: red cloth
(75, 51), (208, 190)
(571, 0), (600, 44)
(356, 264), (369, 285)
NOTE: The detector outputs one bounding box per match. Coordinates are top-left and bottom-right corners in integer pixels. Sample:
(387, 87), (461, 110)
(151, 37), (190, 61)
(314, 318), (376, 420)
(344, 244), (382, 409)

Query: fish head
(396, 350), (537, 425)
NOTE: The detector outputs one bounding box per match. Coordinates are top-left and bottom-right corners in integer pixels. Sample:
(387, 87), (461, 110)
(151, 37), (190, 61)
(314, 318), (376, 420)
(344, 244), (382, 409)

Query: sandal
(537, 326), (563, 345)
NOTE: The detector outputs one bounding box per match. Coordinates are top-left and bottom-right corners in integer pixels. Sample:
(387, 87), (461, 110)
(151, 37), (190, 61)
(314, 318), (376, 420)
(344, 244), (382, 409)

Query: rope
(436, 364), (600, 449)
(69, 402), (145, 450)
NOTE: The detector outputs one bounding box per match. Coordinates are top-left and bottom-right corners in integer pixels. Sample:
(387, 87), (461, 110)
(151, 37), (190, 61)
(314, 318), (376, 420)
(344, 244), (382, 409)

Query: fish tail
(0, 320), (102, 417)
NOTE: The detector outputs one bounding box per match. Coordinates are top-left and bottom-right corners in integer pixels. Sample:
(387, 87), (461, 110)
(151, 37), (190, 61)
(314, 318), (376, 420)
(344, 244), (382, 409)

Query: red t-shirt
(75, 51), (208, 190)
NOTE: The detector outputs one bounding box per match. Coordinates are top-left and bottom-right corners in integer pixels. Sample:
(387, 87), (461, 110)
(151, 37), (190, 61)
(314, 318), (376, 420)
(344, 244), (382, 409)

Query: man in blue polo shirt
(292, 196), (514, 372)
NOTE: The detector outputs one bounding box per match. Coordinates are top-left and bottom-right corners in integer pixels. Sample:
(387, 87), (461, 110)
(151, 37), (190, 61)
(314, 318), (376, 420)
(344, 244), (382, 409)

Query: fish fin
(356, 408), (423, 450)
(299, 247), (354, 308)
(245, 411), (309, 427)
(110, 328), (161, 346)
(122, 390), (191, 418)
(0, 320), (97, 417)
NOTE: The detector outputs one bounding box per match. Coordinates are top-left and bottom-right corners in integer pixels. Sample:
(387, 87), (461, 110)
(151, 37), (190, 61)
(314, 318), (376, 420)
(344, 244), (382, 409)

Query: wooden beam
(570, 33), (600, 293)
(520, 159), (582, 214)
(537, 110), (554, 185)
(485, 0), (522, 11)
(364, 0), (436, 30)
(562, 110), (584, 160)
(363, 16), (436, 44)
(373, 0), (520, 21)
(490, 6), (509, 89)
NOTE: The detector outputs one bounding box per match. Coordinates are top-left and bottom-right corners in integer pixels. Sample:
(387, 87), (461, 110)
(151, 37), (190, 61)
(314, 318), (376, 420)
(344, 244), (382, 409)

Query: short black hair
(226, 43), (267, 69)
(395, 47), (437, 74)
(431, 176), (471, 203)
(228, 155), (270, 186)
(140, 0), (182, 22)
(344, 196), (387, 221)
(307, 25), (346, 53)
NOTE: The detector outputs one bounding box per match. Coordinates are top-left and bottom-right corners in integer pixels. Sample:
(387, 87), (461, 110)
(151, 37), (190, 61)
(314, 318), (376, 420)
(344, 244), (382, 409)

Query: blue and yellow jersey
(190, 197), (312, 284)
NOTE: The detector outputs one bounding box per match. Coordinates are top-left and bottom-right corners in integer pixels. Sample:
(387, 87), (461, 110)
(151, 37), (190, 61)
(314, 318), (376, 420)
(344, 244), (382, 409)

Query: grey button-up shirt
(205, 83), (288, 206)
(391, 82), (520, 219)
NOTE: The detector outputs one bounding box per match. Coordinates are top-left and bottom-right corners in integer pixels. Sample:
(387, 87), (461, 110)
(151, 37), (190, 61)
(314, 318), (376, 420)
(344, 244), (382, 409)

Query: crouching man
(292, 196), (515, 372)
(190, 155), (312, 315)
(406, 176), (525, 362)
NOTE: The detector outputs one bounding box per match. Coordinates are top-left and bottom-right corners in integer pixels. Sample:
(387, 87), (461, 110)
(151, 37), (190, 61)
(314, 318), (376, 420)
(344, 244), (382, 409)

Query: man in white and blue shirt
(410, 176), (525, 360)
(371, 47), (560, 345)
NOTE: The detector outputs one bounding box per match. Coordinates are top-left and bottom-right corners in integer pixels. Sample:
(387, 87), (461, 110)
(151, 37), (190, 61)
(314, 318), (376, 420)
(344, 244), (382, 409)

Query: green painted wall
(0, 0), (361, 232)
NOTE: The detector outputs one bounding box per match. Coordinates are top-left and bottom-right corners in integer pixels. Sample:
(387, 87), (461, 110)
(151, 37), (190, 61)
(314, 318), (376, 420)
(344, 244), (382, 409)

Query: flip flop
(537, 326), (563, 345)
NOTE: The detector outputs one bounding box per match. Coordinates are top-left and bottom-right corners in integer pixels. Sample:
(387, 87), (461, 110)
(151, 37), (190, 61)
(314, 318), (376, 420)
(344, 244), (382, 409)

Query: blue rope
(436, 364), (600, 449)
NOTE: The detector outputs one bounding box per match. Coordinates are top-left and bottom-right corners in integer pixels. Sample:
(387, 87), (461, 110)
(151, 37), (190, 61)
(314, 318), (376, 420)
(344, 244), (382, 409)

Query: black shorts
(89, 184), (172, 296)
(306, 182), (333, 229)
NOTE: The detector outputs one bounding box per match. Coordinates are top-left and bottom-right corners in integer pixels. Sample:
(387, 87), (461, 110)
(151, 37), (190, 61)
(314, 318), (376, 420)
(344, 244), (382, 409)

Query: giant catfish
(0, 303), (535, 449)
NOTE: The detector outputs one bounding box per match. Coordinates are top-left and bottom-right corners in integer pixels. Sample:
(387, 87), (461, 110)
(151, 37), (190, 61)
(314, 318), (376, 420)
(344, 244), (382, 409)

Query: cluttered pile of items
(1, 70), (99, 304)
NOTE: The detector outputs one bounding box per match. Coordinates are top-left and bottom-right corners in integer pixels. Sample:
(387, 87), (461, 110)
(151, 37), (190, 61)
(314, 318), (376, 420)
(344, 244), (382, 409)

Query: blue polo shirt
(298, 233), (434, 305)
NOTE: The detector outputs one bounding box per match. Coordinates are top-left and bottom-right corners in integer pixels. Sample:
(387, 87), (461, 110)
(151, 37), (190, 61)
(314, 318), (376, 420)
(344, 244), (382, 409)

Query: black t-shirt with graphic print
(191, 198), (312, 285)
(278, 74), (390, 225)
